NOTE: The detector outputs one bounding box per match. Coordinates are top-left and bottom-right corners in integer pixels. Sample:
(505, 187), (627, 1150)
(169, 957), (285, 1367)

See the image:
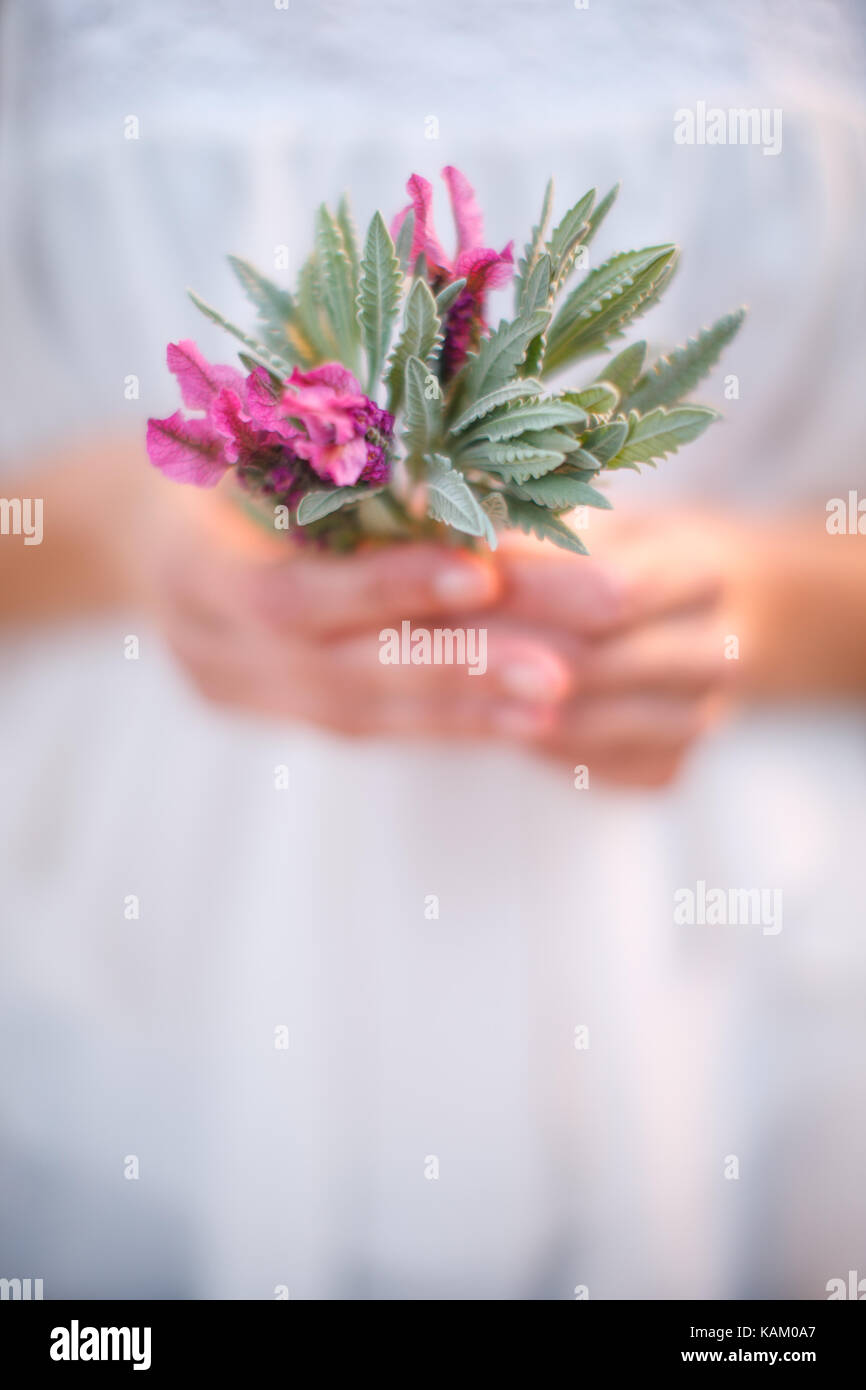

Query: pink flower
(253, 364), (390, 487)
(147, 345), (393, 495)
(391, 167), (514, 375)
(145, 411), (226, 487)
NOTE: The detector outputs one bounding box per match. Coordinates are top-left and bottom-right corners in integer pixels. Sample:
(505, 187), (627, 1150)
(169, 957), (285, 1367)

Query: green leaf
(387, 277), (441, 413)
(450, 379), (544, 435)
(464, 397), (588, 444)
(514, 177), (555, 314)
(563, 383), (620, 416)
(461, 308), (550, 402)
(547, 188), (595, 292)
(435, 277), (467, 317)
(580, 420), (629, 464)
(316, 205), (361, 371)
(425, 454), (486, 537)
(187, 290), (295, 377)
(622, 308), (746, 414)
(356, 211), (402, 395)
(462, 439), (567, 482)
(521, 253), (554, 375)
(226, 255), (311, 365)
(608, 406), (717, 469)
(545, 245), (678, 372)
(394, 210), (415, 275)
(582, 183), (619, 248)
(505, 496), (589, 553)
(403, 355), (443, 462)
(520, 252), (552, 317)
(509, 473), (613, 510)
(593, 341), (646, 396)
(296, 253), (339, 360)
(297, 486), (378, 524)
(337, 195), (361, 296)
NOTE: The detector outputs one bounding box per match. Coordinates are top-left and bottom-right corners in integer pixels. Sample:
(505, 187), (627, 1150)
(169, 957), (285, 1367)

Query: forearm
(725, 518), (866, 699)
(0, 436), (160, 624)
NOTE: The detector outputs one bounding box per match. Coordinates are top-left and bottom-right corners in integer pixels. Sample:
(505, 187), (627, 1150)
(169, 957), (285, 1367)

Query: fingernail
(492, 703), (551, 739)
(500, 660), (566, 702)
(432, 565), (494, 605)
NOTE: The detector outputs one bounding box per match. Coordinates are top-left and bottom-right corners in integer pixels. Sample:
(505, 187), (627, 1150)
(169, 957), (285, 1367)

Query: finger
(499, 549), (629, 636)
(578, 613), (730, 695)
(551, 691), (712, 754)
(499, 536), (722, 637)
(325, 620), (573, 702)
(243, 544), (500, 638)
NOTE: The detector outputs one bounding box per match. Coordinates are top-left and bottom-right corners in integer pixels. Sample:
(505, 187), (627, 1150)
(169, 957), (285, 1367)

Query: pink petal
(391, 174), (452, 277)
(294, 435), (368, 486)
(291, 363), (363, 394)
(166, 340), (244, 411)
(454, 242), (515, 294)
(442, 166), (485, 254)
(146, 412), (227, 487)
(210, 388), (262, 465)
(244, 367), (282, 431)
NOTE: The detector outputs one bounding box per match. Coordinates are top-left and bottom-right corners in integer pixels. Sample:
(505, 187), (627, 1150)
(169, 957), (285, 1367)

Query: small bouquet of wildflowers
(147, 168), (743, 552)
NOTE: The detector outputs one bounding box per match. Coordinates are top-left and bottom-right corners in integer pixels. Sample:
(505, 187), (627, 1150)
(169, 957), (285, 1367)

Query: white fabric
(1, 0), (865, 1298)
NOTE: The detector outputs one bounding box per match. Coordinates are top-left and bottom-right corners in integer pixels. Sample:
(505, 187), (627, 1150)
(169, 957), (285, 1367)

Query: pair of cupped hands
(153, 493), (730, 787)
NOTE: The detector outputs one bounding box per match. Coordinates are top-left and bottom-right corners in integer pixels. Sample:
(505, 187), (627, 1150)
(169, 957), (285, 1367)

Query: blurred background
(0, 0), (865, 1299)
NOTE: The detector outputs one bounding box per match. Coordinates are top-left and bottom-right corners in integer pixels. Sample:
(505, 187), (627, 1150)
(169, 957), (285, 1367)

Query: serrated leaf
(580, 420), (629, 465)
(608, 406), (717, 469)
(593, 341), (647, 396)
(387, 278), (441, 413)
(296, 253), (339, 360)
(545, 246), (677, 373)
(227, 255), (312, 365)
(622, 308), (746, 414)
(462, 440), (566, 482)
(297, 486), (378, 524)
(337, 195), (361, 295)
(563, 383), (619, 416)
(514, 177), (555, 314)
(450, 379), (544, 435)
(521, 253), (554, 375)
(505, 496), (589, 553)
(357, 211), (402, 395)
(435, 277), (467, 317)
(461, 309), (550, 402)
(403, 355), (443, 461)
(582, 183), (619, 248)
(425, 454), (485, 537)
(187, 290), (295, 377)
(547, 188), (595, 292)
(394, 210), (415, 275)
(316, 205), (361, 371)
(510, 473), (613, 510)
(464, 397), (588, 444)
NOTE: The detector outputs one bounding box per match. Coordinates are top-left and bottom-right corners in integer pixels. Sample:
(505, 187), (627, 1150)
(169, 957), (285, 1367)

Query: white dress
(1, 0), (865, 1298)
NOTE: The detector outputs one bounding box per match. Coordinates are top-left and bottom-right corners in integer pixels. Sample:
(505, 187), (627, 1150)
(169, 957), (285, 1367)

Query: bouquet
(147, 168), (743, 553)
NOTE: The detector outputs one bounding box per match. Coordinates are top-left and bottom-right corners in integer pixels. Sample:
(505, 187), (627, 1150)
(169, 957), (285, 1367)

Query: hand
(148, 490), (576, 739)
(494, 512), (731, 786)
